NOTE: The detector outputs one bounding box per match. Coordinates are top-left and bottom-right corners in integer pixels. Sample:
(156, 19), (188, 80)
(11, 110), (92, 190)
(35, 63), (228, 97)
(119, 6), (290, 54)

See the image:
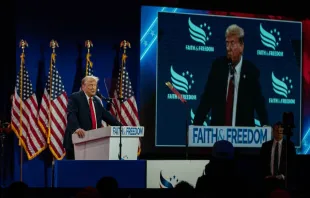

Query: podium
(72, 126), (144, 160)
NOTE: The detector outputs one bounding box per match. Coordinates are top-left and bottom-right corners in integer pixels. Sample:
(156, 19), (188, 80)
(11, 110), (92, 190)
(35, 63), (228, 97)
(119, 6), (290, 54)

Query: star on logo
(281, 76), (293, 94)
(198, 22), (212, 41)
(182, 70), (194, 89)
(270, 28), (281, 46)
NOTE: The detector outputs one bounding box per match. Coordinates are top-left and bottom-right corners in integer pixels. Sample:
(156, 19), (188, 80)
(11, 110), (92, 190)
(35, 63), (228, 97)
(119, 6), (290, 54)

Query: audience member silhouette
(195, 140), (248, 197)
(173, 181), (195, 197)
(96, 176), (119, 198)
(7, 181), (28, 198)
(269, 189), (291, 198)
(75, 186), (100, 198)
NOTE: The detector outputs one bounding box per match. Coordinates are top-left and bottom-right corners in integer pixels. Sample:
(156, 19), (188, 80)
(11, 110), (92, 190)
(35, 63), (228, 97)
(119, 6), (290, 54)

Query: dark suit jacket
(63, 91), (122, 155)
(195, 160), (248, 197)
(193, 56), (268, 126)
(260, 139), (296, 186)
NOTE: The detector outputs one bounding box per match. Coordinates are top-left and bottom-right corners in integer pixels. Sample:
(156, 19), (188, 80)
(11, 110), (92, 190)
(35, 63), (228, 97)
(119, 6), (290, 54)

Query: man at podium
(63, 76), (122, 159)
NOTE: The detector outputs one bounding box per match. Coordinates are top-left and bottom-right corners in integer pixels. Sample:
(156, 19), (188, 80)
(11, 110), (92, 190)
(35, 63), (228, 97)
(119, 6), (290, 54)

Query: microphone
(95, 91), (118, 120)
(96, 91), (123, 160)
(96, 92), (113, 103)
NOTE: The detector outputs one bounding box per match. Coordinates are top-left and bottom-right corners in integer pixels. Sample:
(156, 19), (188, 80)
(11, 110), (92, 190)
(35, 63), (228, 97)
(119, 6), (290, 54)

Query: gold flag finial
(85, 40), (93, 53)
(85, 40), (93, 70)
(120, 40), (131, 53)
(49, 40), (59, 53)
(19, 40), (28, 65)
(19, 40), (28, 53)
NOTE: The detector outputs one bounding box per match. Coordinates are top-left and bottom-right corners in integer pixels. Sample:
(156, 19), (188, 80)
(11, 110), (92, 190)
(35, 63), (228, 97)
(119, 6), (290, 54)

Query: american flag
(38, 53), (68, 160)
(109, 51), (141, 155)
(11, 53), (47, 160)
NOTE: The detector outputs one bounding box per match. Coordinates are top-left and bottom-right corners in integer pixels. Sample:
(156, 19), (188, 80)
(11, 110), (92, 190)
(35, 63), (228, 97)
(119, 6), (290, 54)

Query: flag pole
(118, 40), (131, 160)
(119, 40), (130, 106)
(120, 41), (140, 156)
(85, 40), (93, 76)
(49, 40), (59, 187)
(18, 40), (28, 181)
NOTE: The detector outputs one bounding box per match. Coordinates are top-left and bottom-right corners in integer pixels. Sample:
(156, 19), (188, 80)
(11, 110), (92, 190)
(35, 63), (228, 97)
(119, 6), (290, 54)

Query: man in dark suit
(260, 122), (296, 191)
(63, 76), (122, 159)
(193, 24), (268, 126)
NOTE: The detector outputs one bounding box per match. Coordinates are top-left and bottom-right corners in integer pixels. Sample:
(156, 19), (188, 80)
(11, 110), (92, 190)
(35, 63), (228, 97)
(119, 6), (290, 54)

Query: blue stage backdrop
(139, 5), (309, 154)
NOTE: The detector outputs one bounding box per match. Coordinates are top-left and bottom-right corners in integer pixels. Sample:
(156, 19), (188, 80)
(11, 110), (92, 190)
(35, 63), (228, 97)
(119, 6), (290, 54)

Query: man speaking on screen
(193, 24), (268, 127)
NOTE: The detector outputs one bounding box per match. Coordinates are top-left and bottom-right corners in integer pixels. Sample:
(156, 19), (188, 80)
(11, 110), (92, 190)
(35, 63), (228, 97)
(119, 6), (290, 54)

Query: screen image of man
(63, 76), (122, 159)
(193, 24), (268, 126)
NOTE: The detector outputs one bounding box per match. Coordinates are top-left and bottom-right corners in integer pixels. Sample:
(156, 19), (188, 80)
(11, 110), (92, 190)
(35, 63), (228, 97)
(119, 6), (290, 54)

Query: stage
(54, 160), (146, 188)
(1, 155), (310, 195)
(53, 159), (209, 188)
(50, 156), (310, 191)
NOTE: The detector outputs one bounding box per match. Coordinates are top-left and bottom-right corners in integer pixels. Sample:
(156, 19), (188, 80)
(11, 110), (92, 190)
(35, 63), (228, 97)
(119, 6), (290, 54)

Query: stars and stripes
(38, 53), (68, 160)
(11, 56), (47, 160)
(110, 53), (141, 155)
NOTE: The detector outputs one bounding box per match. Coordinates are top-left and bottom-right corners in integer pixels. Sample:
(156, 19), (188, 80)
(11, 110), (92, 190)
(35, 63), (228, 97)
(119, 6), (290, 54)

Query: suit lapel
(267, 140), (273, 156)
(280, 140), (286, 169)
(238, 60), (247, 98)
(93, 96), (104, 127)
(92, 97), (101, 118)
(267, 141), (273, 174)
(80, 91), (91, 120)
(235, 60), (246, 124)
(222, 60), (231, 102)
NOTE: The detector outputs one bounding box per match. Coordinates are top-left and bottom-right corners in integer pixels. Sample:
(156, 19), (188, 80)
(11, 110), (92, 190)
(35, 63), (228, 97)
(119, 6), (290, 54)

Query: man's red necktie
(225, 71), (235, 126)
(89, 97), (97, 129)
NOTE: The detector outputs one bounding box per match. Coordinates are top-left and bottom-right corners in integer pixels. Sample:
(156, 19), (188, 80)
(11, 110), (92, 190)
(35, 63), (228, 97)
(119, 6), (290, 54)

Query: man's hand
(276, 174), (285, 180)
(265, 175), (275, 179)
(265, 175), (285, 180)
(75, 128), (86, 138)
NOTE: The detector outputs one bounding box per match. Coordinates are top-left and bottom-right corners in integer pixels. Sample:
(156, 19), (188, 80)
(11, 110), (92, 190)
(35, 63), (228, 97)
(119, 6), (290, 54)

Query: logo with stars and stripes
(167, 65), (197, 101)
(185, 17), (215, 53)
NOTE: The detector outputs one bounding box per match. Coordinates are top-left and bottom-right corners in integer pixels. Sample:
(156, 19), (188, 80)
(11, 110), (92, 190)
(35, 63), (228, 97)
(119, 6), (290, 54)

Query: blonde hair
(225, 24), (244, 44)
(81, 75), (99, 85)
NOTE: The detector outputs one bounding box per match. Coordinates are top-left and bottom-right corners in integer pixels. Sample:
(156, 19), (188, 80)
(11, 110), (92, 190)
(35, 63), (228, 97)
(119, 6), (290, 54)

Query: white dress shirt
(226, 56), (243, 126)
(270, 139), (283, 176)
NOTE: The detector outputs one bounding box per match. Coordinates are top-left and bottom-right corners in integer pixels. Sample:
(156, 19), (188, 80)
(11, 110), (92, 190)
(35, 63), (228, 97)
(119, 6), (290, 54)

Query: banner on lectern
(111, 126), (144, 136)
(188, 125), (272, 148)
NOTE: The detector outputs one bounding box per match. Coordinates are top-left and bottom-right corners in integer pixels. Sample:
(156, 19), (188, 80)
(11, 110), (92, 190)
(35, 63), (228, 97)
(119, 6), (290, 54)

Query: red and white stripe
(110, 91), (139, 127)
(38, 89), (68, 160)
(11, 89), (47, 160)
